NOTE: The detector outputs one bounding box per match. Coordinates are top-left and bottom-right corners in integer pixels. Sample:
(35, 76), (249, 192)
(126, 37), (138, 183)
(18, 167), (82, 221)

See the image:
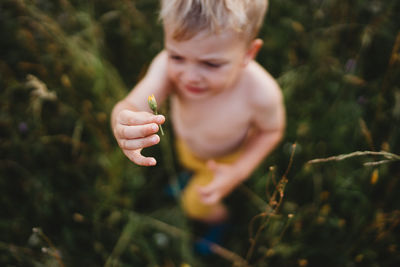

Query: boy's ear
(243, 38), (263, 66)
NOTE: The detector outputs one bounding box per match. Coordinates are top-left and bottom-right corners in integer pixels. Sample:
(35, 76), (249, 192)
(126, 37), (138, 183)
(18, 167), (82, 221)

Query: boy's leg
(176, 139), (239, 254)
(181, 170), (228, 223)
(204, 202), (228, 224)
(181, 170), (231, 255)
(176, 138), (242, 223)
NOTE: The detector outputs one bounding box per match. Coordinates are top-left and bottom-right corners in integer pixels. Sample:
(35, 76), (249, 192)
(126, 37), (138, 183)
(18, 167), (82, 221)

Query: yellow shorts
(176, 139), (242, 220)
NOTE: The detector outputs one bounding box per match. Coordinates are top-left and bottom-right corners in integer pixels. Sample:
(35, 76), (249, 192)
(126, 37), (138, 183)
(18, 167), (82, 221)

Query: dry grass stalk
(32, 228), (65, 267)
(307, 150), (400, 166)
(246, 143), (297, 263)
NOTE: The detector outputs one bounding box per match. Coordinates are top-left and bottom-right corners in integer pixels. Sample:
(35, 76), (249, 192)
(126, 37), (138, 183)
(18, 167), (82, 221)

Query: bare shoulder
(245, 61), (283, 108)
(242, 61), (285, 131)
(145, 50), (169, 77)
(125, 50), (171, 110)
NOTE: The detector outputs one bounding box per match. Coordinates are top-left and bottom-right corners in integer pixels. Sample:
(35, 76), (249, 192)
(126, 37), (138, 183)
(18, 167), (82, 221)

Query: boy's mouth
(185, 85), (206, 94)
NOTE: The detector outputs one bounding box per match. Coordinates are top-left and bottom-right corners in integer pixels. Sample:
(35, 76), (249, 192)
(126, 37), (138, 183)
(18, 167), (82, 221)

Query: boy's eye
(203, 62), (221, 68)
(170, 55), (183, 61)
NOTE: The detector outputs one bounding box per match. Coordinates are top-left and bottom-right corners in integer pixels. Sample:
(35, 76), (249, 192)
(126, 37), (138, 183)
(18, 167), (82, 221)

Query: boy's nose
(182, 65), (202, 84)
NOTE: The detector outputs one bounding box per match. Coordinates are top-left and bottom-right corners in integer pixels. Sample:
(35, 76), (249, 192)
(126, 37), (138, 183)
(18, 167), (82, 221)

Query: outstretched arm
(111, 51), (172, 166)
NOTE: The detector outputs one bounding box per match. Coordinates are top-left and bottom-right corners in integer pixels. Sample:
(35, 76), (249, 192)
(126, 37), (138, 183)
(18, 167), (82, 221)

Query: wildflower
(18, 122), (28, 134)
(298, 259), (308, 266)
(370, 169), (379, 185)
(148, 94), (164, 136)
(148, 94), (157, 112)
(345, 58), (357, 73)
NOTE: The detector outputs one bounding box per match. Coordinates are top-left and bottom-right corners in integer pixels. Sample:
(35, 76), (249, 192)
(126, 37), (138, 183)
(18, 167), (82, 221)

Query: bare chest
(171, 93), (253, 158)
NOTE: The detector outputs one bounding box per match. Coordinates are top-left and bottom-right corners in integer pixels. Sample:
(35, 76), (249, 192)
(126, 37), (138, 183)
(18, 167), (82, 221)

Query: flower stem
(155, 111), (165, 136)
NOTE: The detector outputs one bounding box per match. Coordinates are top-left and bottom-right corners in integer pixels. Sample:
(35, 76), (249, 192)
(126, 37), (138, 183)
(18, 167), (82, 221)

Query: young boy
(111, 0), (285, 227)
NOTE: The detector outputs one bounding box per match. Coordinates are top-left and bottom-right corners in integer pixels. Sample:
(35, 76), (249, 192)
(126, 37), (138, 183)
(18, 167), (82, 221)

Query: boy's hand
(197, 160), (243, 205)
(113, 109), (165, 166)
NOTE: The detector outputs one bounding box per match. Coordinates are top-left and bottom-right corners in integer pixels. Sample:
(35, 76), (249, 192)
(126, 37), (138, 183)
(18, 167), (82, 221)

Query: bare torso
(171, 61), (266, 159)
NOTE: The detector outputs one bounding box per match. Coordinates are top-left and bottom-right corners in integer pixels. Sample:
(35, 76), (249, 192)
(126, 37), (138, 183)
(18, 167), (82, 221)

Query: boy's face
(164, 28), (251, 100)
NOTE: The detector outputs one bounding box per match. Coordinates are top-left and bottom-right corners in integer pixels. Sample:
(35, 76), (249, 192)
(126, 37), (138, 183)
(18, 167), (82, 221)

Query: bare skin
(111, 28), (285, 223)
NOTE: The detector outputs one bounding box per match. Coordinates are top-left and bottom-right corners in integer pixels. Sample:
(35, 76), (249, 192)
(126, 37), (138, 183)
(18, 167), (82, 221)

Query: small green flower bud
(148, 94), (157, 112)
(147, 94), (164, 136)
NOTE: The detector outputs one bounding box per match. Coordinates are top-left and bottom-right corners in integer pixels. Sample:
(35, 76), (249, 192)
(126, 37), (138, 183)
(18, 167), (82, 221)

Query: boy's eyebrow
(166, 47), (228, 63)
(165, 46), (179, 55)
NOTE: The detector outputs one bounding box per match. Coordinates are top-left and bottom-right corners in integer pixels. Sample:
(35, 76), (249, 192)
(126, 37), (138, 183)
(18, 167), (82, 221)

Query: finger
(197, 184), (214, 197)
(206, 160), (218, 171)
(118, 110), (165, 126)
(124, 149), (157, 166)
(200, 192), (220, 205)
(115, 123), (159, 139)
(119, 134), (160, 150)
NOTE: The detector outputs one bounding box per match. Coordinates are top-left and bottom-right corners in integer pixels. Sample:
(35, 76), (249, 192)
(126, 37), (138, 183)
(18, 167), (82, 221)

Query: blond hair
(160, 0), (268, 41)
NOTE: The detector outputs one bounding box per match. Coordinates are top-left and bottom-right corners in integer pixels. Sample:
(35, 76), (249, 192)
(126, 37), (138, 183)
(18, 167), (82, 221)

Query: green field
(1, 0), (399, 266)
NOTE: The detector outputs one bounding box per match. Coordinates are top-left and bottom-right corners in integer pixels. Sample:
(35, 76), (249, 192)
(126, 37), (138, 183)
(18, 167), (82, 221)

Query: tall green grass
(1, 0), (399, 266)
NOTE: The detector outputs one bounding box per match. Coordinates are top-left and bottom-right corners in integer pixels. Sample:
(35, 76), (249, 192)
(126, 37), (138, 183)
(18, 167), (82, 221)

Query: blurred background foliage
(1, 0), (399, 266)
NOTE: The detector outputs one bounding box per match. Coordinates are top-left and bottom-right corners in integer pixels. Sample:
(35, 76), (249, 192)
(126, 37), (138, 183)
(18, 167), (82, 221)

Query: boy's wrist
(231, 162), (251, 184)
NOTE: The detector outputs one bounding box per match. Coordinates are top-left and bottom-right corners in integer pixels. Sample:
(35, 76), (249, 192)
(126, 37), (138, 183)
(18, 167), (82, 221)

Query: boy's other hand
(197, 160), (243, 204)
(113, 109), (165, 166)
